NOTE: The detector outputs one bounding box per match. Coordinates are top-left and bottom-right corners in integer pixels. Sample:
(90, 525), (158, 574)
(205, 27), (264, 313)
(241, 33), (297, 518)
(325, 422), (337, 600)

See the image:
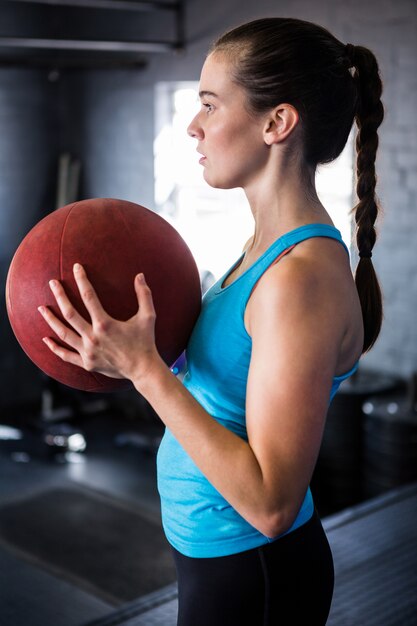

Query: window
(154, 82), (354, 281)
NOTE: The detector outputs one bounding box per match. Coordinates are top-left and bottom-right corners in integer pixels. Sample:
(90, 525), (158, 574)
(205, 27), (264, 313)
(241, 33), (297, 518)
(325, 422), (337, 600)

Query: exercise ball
(6, 198), (201, 392)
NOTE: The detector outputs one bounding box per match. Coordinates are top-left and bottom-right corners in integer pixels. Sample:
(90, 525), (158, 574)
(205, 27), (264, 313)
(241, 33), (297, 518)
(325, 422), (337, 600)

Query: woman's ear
(263, 104), (299, 145)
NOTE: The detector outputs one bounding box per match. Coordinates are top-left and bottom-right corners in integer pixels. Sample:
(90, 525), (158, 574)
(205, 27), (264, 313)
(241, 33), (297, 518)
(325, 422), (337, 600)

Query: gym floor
(0, 399), (170, 626)
(1, 401), (417, 626)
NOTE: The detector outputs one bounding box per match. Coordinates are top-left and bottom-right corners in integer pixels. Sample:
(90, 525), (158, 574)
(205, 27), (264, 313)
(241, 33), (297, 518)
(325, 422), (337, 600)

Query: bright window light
(154, 82), (354, 281)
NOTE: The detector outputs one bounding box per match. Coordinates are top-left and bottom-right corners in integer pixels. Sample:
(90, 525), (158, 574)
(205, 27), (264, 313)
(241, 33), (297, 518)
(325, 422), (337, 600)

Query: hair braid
(351, 45), (384, 352)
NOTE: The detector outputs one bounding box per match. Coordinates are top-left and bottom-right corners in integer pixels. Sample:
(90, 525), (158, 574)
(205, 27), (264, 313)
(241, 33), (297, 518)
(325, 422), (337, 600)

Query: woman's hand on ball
(38, 263), (161, 382)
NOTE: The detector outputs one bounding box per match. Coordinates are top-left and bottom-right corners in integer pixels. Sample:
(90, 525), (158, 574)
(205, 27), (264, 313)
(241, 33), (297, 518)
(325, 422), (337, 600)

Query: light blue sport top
(157, 223), (359, 558)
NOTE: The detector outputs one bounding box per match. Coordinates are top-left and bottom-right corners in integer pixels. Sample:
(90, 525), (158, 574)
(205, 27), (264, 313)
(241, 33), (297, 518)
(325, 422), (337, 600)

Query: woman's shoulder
(245, 236), (364, 371)
(257, 235), (349, 299)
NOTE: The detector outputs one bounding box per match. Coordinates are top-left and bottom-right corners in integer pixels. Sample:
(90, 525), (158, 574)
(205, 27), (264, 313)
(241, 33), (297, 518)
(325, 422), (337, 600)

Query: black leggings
(171, 511), (334, 626)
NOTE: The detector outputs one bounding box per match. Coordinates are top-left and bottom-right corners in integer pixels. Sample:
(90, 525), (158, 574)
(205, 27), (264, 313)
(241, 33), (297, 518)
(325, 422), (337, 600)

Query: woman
(38, 17), (384, 626)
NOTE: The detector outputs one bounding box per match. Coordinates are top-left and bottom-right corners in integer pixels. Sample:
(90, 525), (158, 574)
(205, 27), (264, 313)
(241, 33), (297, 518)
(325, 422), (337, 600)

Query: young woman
(38, 17), (384, 626)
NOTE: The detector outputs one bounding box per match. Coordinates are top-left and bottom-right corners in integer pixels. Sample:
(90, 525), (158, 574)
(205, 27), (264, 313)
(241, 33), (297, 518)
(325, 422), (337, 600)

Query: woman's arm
(138, 252), (346, 536)
(40, 257), (345, 537)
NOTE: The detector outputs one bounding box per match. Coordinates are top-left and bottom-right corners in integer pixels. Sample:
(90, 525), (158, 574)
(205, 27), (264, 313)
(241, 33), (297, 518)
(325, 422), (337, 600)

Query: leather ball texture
(6, 198), (202, 392)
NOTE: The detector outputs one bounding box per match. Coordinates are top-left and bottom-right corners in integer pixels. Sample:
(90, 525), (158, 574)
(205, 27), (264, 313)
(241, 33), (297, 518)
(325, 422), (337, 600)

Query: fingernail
(137, 273), (145, 283)
(38, 306), (45, 314)
(74, 263), (81, 272)
(49, 280), (57, 289)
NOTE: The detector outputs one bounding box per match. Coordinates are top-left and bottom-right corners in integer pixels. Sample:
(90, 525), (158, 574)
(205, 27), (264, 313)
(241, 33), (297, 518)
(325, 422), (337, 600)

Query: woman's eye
(202, 102), (214, 113)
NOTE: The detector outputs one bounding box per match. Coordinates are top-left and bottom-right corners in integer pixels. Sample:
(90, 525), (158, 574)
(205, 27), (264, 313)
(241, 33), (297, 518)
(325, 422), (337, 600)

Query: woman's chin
(203, 171), (237, 190)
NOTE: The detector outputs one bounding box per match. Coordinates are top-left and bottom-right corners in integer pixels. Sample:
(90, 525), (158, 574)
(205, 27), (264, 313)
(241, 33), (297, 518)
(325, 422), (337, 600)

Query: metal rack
(0, 0), (185, 67)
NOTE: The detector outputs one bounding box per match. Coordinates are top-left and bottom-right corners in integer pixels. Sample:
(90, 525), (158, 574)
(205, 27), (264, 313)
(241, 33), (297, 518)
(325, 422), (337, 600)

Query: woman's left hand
(38, 263), (161, 382)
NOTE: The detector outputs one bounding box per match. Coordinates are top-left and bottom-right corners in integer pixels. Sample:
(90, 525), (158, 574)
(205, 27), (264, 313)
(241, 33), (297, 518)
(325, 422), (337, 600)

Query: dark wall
(61, 69), (155, 206)
(0, 4), (162, 413)
(0, 66), (61, 411)
(0, 65), (154, 412)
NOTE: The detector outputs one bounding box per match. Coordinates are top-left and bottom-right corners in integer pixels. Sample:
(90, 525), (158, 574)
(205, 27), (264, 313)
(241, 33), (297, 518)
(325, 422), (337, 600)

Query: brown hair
(212, 18), (384, 352)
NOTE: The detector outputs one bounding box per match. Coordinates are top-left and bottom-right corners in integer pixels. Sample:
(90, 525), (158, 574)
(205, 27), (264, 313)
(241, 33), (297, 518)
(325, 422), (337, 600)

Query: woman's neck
(243, 160), (333, 255)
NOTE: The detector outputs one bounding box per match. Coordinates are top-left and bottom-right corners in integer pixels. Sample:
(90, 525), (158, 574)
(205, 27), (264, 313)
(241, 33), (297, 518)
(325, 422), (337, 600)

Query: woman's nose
(187, 114), (203, 139)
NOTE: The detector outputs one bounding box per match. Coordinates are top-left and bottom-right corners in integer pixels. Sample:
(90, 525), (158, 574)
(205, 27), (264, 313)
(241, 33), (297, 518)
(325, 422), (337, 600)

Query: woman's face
(187, 53), (270, 191)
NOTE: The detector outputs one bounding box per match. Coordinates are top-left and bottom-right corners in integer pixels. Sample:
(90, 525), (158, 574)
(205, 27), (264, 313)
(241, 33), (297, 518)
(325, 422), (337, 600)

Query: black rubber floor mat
(325, 483), (417, 625)
(84, 584), (178, 626)
(0, 486), (176, 605)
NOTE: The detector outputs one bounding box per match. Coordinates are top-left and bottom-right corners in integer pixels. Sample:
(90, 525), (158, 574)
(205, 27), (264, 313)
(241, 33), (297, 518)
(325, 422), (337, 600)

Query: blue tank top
(157, 223), (359, 558)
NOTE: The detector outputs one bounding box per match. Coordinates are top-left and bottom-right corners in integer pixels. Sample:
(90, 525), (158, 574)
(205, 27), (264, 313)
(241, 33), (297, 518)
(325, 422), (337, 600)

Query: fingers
(41, 335), (84, 368)
(135, 273), (156, 320)
(38, 263), (100, 353)
(72, 263), (107, 324)
(38, 303), (83, 352)
(46, 276), (90, 337)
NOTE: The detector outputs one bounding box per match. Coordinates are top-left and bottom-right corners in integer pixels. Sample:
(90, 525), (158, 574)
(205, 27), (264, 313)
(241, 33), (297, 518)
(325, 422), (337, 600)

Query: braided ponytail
(350, 44), (384, 352)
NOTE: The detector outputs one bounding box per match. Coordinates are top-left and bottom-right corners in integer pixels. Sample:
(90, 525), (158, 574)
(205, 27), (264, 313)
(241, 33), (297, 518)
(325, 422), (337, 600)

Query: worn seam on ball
(59, 202), (77, 282)
(59, 201), (105, 389)
(114, 198), (138, 242)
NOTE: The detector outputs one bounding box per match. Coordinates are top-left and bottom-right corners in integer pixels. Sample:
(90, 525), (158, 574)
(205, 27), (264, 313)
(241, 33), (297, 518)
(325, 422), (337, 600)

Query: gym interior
(0, 1), (416, 624)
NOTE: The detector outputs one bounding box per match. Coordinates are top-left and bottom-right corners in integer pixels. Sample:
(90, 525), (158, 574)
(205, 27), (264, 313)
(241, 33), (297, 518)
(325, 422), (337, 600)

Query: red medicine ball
(6, 198), (201, 392)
